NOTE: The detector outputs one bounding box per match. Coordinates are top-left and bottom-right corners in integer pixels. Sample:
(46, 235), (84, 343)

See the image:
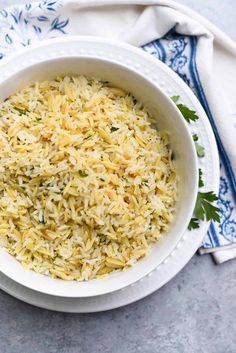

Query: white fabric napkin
(0, 0), (235, 263)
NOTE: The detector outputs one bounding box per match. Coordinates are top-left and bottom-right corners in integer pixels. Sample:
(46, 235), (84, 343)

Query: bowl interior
(0, 56), (198, 297)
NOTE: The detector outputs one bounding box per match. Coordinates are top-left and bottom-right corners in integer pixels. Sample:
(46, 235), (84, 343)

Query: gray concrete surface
(0, 1), (236, 353)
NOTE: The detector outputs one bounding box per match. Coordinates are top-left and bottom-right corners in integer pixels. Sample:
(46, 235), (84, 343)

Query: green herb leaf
(188, 218), (200, 230)
(192, 134), (198, 141)
(78, 170), (88, 177)
(195, 141), (205, 158)
(176, 104), (199, 123)
(194, 191), (220, 222)
(171, 95), (180, 103)
(14, 107), (29, 116)
(198, 169), (204, 188)
(171, 96), (199, 123)
(111, 126), (119, 132)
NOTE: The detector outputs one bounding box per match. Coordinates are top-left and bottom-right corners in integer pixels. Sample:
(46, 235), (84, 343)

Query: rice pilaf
(0, 76), (177, 280)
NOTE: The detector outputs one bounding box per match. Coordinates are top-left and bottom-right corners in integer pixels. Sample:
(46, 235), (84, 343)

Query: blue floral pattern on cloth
(143, 32), (236, 249)
(0, 0), (69, 59)
(0, 1), (235, 249)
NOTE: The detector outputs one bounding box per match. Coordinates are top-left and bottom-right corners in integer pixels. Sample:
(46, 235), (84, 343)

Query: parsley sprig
(171, 96), (220, 230)
(172, 96), (204, 157)
(195, 191), (220, 222)
(188, 168), (220, 230)
(171, 95), (198, 123)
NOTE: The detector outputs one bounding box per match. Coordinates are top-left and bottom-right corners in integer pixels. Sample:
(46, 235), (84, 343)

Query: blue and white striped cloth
(0, 0), (235, 263)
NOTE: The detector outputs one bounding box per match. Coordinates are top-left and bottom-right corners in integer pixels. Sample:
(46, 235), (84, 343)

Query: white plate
(0, 37), (219, 312)
(0, 37), (198, 297)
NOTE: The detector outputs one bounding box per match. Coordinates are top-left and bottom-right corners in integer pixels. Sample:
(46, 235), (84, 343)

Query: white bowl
(0, 37), (198, 297)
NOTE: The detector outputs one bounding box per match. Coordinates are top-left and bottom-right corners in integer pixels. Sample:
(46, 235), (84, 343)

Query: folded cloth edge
(199, 243), (236, 264)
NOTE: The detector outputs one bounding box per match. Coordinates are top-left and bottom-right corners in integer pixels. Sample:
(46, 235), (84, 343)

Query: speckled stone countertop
(0, 1), (235, 353)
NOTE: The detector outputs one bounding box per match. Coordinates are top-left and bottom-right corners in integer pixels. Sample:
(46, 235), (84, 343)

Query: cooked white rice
(0, 76), (177, 281)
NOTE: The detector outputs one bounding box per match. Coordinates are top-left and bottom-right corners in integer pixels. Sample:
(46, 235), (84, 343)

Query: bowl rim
(0, 36), (199, 297)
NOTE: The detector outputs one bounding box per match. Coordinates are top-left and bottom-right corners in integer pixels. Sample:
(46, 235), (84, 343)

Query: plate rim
(0, 36), (219, 310)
